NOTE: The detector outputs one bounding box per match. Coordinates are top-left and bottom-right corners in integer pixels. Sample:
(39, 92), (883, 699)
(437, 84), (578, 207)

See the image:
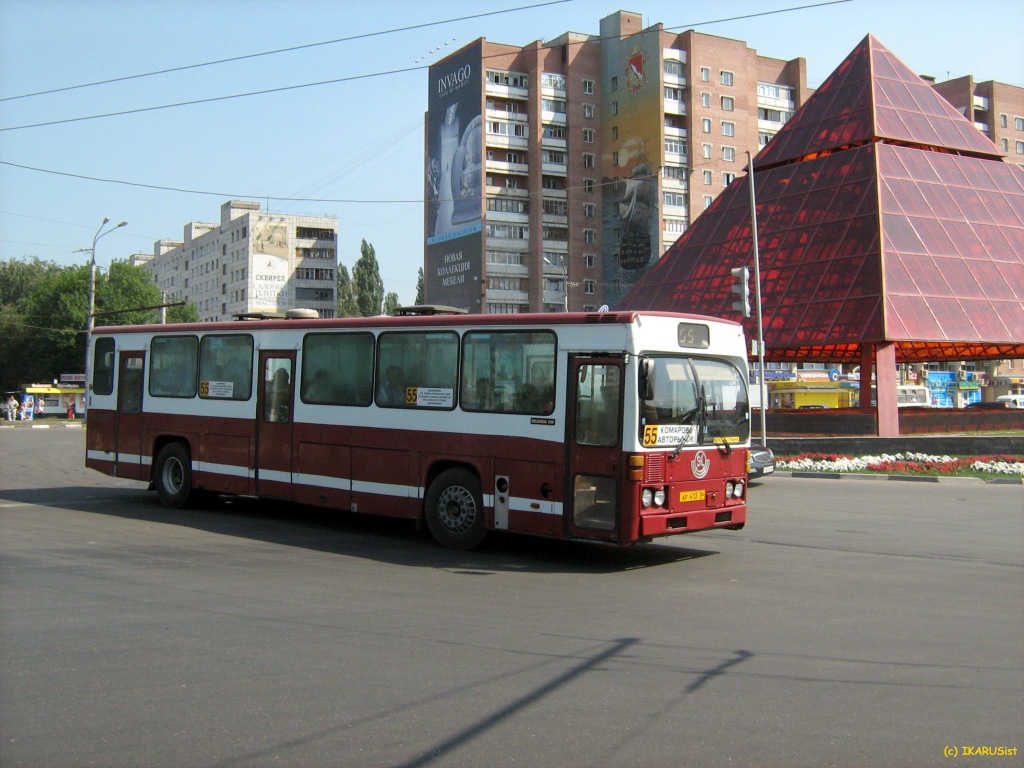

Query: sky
(1, 0), (1021, 306)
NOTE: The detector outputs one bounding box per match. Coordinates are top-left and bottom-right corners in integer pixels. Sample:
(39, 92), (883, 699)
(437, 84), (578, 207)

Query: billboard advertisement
(600, 31), (664, 307)
(425, 42), (483, 311)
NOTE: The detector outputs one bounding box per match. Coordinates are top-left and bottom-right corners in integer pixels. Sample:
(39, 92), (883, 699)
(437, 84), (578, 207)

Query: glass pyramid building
(618, 35), (1024, 363)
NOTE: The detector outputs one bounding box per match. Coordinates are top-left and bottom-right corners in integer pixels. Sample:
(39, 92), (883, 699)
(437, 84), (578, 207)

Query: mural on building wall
(425, 42), (483, 311)
(600, 34), (663, 307)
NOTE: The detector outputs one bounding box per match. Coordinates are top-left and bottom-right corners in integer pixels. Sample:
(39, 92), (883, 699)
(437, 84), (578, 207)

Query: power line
(0, 0), (852, 133)
(0, 0), (572, 103)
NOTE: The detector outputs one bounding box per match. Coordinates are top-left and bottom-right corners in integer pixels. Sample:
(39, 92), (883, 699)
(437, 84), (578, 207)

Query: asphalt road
(1, 425), (1022, 768)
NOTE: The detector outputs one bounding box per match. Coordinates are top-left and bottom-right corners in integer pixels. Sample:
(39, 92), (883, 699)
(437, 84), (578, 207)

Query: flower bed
(776, 452), (1024, 478)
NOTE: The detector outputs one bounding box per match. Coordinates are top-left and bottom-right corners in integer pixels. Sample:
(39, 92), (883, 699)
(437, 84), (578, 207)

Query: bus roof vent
(234, 311), (285, 321)
(285, 308), (320, 319)
(395, 305), (468, 316)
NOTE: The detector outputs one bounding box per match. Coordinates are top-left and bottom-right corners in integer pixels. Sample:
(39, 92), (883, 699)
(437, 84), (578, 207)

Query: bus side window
(150, 335), (199, 398)
(199, 334), (253, 401)
(92, 338), (116, 395)
(301, 332), (374, 406)
(576, 364), (620, 446)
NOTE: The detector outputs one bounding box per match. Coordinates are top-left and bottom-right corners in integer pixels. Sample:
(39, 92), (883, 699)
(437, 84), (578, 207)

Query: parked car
(965, 401), (1010, 410)
(749, 445), (776, 478)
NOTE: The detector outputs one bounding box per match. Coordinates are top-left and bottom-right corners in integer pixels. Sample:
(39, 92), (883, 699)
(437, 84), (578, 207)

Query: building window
(542, 72), (566, 90)
(703, 195), (713, 209)
(583, 203), (596, 218)
(583, 78), (595, 94)
(721, 96), (734, 111)
(583, 229), (596, 244)
(611, 101), (619, 116)
(1017, 141), (1024, 154)
(611, 76), (618, 92)
(1016, 117), (1024, 130)
(583, 153), (596, 168)
(723, 146), (736, 161)
(542, 99), (566, 114)
(665, 139), (687, 156)
(703, 170), (713, 185)
(664, 59), (683, 76)
(584, 103), (595, 119)
(663, 192), (686, 207)
(1000, 114), (1008, 128)
(721, 70), (734, 86)
(702, 143), (712, 159)
(543, 150), (566, 164)
(1002, 138), (1009, 152)
(542, 199), (568, 216)
(700, 66), (710, 82)
(723, 172), (736, 186)
(664, 86), (684, 101)
(701, 92), (710, 108)
(583, 253), (596, 268)
(662, 165), (687, 180)
(702, 118), (712, 133)
(583, 128), (594, 143)
(584, 280), (596, 295)
(722, 121), (735, 137)
(584, 178), (595, 193)
(612, 126), (619, 140)
(543, 124), (567, 139)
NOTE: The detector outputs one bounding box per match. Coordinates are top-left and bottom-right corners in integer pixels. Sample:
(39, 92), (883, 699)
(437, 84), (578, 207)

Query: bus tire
(154, 443), (194, 509)
(424, 468), (487, 550)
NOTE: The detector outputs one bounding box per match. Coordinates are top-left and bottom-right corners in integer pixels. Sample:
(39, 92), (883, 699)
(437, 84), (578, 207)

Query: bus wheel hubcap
(437, 487), (476, 533)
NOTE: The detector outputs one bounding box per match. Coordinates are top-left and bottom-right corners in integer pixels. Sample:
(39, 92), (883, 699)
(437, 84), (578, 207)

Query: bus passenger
(377, 365), (405, 405)
(306, 369), (334, 402)
(266, 368), (290, 422)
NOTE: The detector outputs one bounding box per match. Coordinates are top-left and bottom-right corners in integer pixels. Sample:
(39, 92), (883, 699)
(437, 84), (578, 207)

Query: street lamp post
(79, 217), (127, 392)
(543, 254), (569, 312)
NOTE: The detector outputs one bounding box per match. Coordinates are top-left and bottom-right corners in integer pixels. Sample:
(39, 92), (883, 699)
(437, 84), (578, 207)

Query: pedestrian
(5, 394), (17, 421)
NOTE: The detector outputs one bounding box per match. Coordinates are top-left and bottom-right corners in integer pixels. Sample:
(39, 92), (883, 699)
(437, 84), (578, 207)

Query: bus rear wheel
(424, 468), (487, 550)
(154, 443), (195, 509)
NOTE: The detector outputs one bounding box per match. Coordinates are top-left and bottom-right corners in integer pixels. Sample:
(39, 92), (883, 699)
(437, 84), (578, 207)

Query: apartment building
(929, 75), (1024, 171)
(423, 9), (809, 312)
(139, 201), (338, 322)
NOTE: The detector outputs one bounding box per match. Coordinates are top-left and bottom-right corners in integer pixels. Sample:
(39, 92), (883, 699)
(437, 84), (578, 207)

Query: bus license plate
(679, 490), (706, 503)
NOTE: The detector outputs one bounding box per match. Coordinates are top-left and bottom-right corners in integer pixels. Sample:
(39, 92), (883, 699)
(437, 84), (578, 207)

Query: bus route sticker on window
(408, 387), (454, 408)
(643, 423), (696, 447)
(201, 380), (234, 398)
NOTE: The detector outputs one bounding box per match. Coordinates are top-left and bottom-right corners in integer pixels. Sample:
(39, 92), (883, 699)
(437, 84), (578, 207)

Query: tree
(0, 257), (199, 394)
(383, 292), (400, 316)
(415, 267), (425, 305)
(336, 264), (359, 317)
(352, 240), (384, 317)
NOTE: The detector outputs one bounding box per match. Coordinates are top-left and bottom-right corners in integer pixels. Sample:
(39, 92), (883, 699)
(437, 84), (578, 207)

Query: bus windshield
(639, 356), (749, 448)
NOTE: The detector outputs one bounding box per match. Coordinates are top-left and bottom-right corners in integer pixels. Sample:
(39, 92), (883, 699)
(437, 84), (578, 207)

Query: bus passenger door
(257, 352), (296, 500)
(565, 355), (624, 541)
(114, 351), (146, 481)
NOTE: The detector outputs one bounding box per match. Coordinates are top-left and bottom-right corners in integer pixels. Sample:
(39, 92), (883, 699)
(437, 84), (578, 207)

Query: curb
(778, 471), (1020, 485)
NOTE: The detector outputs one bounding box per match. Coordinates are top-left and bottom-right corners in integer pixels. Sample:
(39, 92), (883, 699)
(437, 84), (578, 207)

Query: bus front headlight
(641, 488), (654, 508)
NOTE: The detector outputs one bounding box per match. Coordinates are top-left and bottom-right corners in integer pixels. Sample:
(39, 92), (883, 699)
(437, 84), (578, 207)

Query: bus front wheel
(154, 443), (194, 508)
(424, 468), (487, 550)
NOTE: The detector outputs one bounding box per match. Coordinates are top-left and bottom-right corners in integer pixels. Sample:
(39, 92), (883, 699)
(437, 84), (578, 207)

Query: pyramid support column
(874, 343), (899, 436)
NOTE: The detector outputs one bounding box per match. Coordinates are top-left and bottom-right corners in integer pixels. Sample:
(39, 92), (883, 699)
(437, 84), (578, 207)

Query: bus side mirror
(639, 359), (654, 400)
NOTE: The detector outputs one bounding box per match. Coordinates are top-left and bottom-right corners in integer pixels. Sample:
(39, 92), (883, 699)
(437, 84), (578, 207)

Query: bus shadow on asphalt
(1, 485), (721, 574)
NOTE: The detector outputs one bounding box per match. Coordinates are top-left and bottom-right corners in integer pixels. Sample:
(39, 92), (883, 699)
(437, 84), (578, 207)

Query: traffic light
(730, 266), (751, 317)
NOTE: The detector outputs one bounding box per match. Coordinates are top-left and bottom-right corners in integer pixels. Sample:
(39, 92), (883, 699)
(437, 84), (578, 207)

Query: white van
(995, 395), (1024, 409)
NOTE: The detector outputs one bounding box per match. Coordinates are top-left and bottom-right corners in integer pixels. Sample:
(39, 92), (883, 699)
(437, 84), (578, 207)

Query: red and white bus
(85, 309), (752, 549)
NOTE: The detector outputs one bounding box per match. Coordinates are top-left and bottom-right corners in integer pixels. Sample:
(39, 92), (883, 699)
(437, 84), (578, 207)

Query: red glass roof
(618, 36), (1024, 363)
